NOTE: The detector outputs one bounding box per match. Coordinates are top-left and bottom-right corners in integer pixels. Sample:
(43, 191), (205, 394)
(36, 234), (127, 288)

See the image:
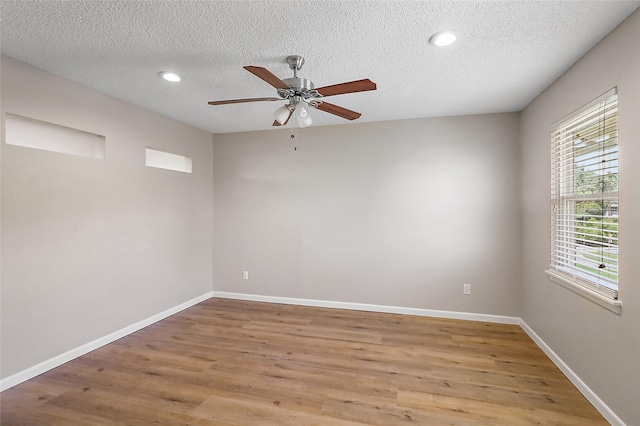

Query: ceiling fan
(208, 55), (376, 127)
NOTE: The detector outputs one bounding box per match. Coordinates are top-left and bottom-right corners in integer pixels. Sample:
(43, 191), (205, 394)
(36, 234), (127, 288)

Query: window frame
(547, 88), (622, 313)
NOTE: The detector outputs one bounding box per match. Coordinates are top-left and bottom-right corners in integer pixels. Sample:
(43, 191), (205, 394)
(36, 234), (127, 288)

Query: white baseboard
(518, 319), (625, 426)
(0, 291), (214, 392)
(212, 291), (520, 325)
(1, 289), (623, 425)
(214, 291), (623, 424)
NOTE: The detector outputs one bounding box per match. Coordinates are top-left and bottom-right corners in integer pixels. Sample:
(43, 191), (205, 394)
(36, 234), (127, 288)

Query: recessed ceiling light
(161, 72), (182, 82)
(430, 31), (457, 47)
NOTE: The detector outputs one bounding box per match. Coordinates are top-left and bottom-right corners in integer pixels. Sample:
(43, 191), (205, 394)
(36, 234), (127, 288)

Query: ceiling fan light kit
(208, 55), (376, 128)
(274, 105), (292, 125)
(295, 105), (312, 128)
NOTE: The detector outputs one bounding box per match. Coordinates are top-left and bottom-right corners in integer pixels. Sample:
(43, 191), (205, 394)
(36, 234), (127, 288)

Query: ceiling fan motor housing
(278, 77), (322, 101)
(283, 77), (314, 91)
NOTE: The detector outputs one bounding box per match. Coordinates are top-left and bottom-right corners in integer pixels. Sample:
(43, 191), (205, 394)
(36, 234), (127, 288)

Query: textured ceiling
(1, 1), (638, 134)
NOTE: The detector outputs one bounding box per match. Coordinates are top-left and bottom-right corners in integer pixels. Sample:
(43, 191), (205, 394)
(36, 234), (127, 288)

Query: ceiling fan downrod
(287, 55), (305, 78)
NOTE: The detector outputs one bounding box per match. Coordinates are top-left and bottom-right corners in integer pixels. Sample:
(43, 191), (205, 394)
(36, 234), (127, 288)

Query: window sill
(545, 270), (622, 314)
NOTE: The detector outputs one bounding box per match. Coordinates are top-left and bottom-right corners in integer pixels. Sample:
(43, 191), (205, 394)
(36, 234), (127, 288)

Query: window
(548, 88), (619, 305)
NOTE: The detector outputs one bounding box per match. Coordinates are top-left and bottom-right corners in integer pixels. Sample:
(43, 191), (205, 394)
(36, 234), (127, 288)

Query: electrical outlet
(463, 283), (471, 295)
(242, 271), (249, 280)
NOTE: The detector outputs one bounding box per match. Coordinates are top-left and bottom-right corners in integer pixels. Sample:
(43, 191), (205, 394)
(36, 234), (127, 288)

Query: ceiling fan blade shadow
(272, 110), (293, 126)
(314, 102), (362, 120)
(315, 79), (376, 97)
(244, 66), (290, 90)
(208, 97), (282, 106)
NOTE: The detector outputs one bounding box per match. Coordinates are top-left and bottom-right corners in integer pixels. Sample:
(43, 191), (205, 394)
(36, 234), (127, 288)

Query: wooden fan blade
(315, 79), (376, 97)
(272, 110), (293, 126)
(244, 66), (290, 90)
(315, 102), (362, 120)
(208, 97), (282, 106)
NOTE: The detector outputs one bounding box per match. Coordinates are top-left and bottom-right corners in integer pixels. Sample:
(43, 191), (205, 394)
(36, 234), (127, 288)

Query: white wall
(520, 10), (639, 425)
(0, 56), (214, 379)
(213, 114), (521, 316)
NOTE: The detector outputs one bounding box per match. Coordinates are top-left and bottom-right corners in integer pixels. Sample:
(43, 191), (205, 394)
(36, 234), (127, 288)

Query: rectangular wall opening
(5, 113), (105, 159)
(145, 148), (192, 173)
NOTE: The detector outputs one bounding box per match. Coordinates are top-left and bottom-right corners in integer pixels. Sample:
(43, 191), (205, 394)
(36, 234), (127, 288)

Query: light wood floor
(1, 298), (606, 425)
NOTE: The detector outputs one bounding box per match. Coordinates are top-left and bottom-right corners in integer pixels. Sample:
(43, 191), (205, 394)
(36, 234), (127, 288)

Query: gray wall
(0, 56), (214, 378)
(213, 114), (522, 316)
(2, 10), (638, 423)
(520, 11), (639, 425)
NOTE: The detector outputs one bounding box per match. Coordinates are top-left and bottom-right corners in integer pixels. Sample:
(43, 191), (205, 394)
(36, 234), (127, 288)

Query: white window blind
(550, 88), (619, 300)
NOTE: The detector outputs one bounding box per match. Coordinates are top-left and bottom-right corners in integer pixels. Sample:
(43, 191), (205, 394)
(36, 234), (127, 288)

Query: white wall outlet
(463, 283), (471, 295)
(242, 270), (249, 280)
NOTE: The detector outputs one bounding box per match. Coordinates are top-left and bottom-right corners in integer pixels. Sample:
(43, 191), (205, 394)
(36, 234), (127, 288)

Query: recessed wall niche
(145, 147), (192, 173)
(5, 113), (105, 159)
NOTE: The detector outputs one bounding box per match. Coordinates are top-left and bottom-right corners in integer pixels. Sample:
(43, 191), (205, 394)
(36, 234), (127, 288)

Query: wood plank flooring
(1, 298), (607, 425)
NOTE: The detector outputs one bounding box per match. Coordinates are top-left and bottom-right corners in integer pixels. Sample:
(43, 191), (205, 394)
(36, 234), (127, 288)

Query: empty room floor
(1, 298), (606, 425)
